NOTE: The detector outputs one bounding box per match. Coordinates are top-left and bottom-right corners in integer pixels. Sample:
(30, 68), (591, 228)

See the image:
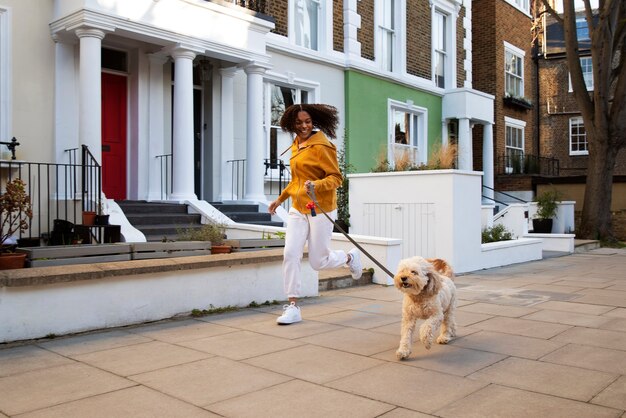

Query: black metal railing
(0, 142), (102, 245)
(496, 154), (559, 176)
(231, 0), (266, 13)
(264, 158), (291, 209)
(0, 137), (20, 160)
(156, 153), (172, 200)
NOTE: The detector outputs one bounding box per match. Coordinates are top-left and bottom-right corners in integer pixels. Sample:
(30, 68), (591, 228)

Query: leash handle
(306, 186), (395, 279)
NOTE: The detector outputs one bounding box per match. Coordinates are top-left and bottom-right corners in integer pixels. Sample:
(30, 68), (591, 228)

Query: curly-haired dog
(394, 256), (457, 360)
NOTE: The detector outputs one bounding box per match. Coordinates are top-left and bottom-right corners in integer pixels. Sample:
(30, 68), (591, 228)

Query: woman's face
(295, 111), (313, 140)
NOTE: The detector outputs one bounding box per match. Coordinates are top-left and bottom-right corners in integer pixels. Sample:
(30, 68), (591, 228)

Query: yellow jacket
(278, 131), (342, 214)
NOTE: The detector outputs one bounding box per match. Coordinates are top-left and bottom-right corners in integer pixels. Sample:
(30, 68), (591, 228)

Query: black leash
(306, 188), (395, 279)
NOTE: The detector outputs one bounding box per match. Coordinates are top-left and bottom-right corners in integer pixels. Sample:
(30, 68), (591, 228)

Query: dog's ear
(424, 271), (442, 296)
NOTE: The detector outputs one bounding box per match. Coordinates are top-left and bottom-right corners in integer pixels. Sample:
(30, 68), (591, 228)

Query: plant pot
(82, 211), (97, 225)
(0, 252), (27, 270)
(532, 218), (553, 233)
(95, 214), (110, 225)
(333, 219), (349, 234)
(210, 245), (232, 254)
(17, 237), (41, 247)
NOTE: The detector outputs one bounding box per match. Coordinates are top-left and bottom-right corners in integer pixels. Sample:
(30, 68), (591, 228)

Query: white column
(219, 67), (237, 201)
(457, 117), (472, 171)
(343, 0), (361, 60)
(482, 122), (494, 201)
(147, 53), (168, 201)
(53, 36), (78, 164)
(169, 48), (197, 201)
(441, 120), (449, 147)
(76, 28), (105, 164)
(244, 64), (267, 202)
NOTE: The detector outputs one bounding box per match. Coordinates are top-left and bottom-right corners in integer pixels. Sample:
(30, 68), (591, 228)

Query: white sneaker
(276, 302), (302, 325)
(347, 248), (363, 280)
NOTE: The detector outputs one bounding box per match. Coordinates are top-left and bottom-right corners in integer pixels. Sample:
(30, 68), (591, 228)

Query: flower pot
(82, 211), (97, 225)
(95, 214), (110, 225)
(333, 219), (349, 234)
(210, 245), (232, 254)
(0, 252), (26, 270)
(532, 218), (553, 233)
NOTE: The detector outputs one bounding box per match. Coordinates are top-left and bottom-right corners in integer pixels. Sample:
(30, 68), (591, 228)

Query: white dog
(394, 256), (457, 360)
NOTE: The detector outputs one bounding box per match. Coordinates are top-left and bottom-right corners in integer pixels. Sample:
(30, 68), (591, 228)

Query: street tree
(537, 0), (626, 241)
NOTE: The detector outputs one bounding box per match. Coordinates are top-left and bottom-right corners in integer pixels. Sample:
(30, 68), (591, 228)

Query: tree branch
(539, 0), (563, 24)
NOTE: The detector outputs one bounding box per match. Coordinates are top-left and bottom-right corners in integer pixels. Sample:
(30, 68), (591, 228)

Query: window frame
(504, 116), (526, 174)
(374, 0), (405, 73)
(430, 2), (455, 89)
(387, 99), (428, 167)
(569, 56), (594, 92)
(569, 116), (589, 156)
(504, 41), (525, 98)
(289, 0), (330, 53)
(0, 6), (11, 148)
(504, 0), (530, 15)
(576, 17), (590, 41)
(263, 74), (319, 178)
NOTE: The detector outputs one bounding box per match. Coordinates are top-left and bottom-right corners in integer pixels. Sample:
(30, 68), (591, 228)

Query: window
(433, 10), (447, 88)
(569, 57), (594, 91)
(576, 17), (589, 40)
(265, 82), (310, 171)
(0, 6), (10, 149)
(388, 100), (427, 167)
(294, 0), (320, 51)
(505, 0), (530, 14)
(504, 42), (524, 97)
(569, 117), (588, 155)
(380, 0), (395, 71)
(505, 117), (525, 174)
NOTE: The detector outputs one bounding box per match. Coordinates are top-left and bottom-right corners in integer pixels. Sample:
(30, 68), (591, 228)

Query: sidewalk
(1, 248), (625, 417)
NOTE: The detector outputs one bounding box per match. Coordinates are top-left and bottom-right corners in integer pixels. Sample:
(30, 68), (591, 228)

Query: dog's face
(394, 256), (439, 296)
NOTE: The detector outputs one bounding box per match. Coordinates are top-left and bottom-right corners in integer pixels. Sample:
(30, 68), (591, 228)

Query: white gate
(362, 202), (436, 259)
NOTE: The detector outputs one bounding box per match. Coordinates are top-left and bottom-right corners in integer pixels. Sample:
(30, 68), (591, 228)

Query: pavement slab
(468, 356), (617, 401)
(592, 376), (626, 411)
(552, 327), (626, 351)
(533, 300), (615, 315)
(378, 408), (435, 417)
(458, 301), (539, 318)
(0, 363), (134, 416)
(127, 318), (238, 343)
(452, 330), (566, 359)
(38, 329), (153, 357)
(299, 327), (400, 356)
(467, 315), (572, 339)
(436, 384), (621, 418)
(207, 379), (395, 418)
(522, 309), (615, 327)
(541, 344), (626, 375)
(244, 344), (384, 384)
(0, 345), (74, 377)
(129, 357), (291, 407)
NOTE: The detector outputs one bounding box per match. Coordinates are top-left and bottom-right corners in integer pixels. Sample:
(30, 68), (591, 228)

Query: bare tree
(538, 0), (626, 241)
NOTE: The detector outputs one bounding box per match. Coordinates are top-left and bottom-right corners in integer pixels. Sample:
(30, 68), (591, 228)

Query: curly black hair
(279, 104), (339, 139)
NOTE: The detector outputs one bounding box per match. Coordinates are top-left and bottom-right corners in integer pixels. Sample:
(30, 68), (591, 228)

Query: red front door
(101, 73), (127, 200)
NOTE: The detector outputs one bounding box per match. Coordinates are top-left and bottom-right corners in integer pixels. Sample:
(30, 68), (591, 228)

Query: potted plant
(178, 222), (231, 254)
(533, 189), (560, 233)
(95, 200), (110, 225)
(0, 178), (33, 269)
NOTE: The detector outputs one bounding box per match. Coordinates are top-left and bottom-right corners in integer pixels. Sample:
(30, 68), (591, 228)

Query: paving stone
(520, 283), (585, 293)
(239, 317), (343, 339)
(533, 300), (615, 315)
(309, 309), (398, 329)
(73, 341), (211, 376)
(458, 302), (538, 317)
(348, 300), (404, 316)
(592, 376), (626, 411)
(452, 330), (566, 359)
(326, 363), (487, 414)
(552, 327), (626, 351)
(15, 386), (218, 418)
(468, 316), (571, 338)
(373, 344), (506, 377)
(436, 384), (621, 418)
(604, 308), (626, 318)
(575, 294), (626, 308)
(468, 357), (617, 401)
(378, 408), (434, 417)
(243, 344), (384, 384)
(551, 279), (614, 289)
(600, 318), (626, 332)
(0, 345), (73, 377)
(454, 310), (493, 327)
(208, 379), (394, 418)
(178, 330), (303, 360)
(130, 357), (290, 406)
(522, 309), (614, 328)
(198, 309), (279, 327)
(127, 319), (238, 343)
(38, 330), (153, 357)
(0, 363), (134, 416)
(333, 285), (402, 302)
(541, 343), (626, 375)
(299, 327), (399, 356)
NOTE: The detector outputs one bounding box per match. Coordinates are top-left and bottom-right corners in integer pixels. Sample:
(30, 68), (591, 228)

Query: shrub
(534, 189), (561, 220)
(482, 224), (514, 243)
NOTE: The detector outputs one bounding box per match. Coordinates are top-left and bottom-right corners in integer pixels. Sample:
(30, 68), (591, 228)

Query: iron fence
(495, 154), (559, 176)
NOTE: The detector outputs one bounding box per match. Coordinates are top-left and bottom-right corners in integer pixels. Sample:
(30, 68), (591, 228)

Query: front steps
(116, 201), (203, 242)
(211, 202), (283, 227)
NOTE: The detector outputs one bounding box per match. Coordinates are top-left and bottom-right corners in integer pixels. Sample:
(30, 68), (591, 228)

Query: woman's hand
(304, 180), (315, 194)
(268, 200), (280, 215)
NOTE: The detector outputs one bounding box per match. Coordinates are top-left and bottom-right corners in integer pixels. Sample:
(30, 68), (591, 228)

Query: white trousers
(283, 207), (349, 298)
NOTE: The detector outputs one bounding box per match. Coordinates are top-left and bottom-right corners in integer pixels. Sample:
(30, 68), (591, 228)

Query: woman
(268, 104), (362, 325)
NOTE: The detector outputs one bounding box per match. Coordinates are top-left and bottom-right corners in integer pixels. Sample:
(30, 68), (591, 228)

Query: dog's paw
(396, 347), (411, 360)
(436, 334), (451, 344)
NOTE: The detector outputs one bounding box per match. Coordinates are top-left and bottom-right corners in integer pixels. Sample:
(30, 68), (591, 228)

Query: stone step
(116, 201), (189, 214)
(125, 213), (202, 225)
(318, 268), (374, 292)
(574, 239), (601, 253)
